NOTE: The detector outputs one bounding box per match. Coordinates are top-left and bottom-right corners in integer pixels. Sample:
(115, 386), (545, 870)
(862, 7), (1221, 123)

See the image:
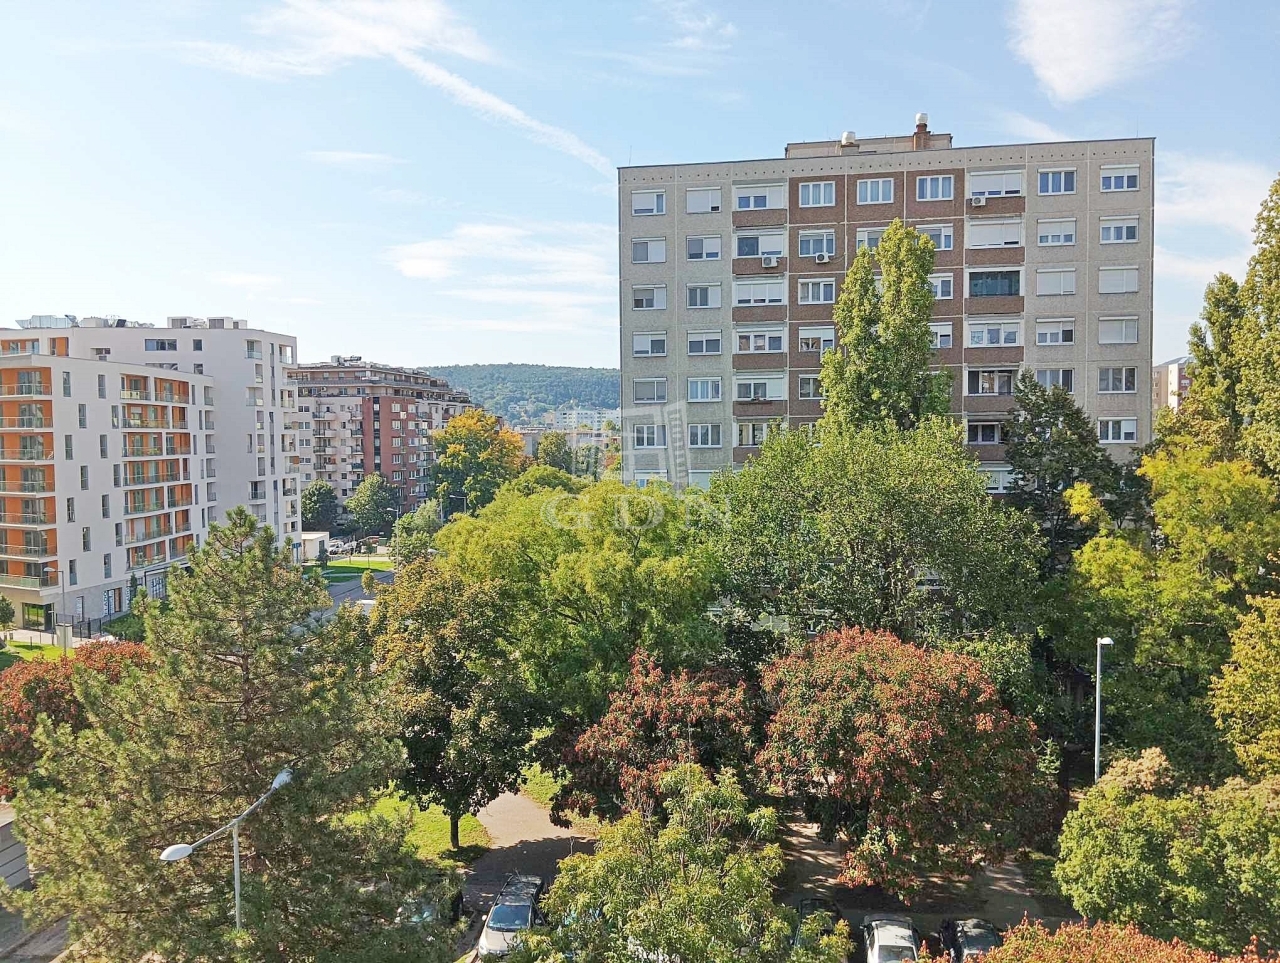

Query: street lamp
(1095, 637), (1114, 782)
(159, 768), (294, 930)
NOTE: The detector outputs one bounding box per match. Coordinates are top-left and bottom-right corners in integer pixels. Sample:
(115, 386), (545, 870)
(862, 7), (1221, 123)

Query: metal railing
(0, 450), (52, 462)
(124, 527), (172, 545)
(0, 513), (50, 525)
(0, 480), (51, 493)
(0, 572), (57, 589)
(120, 389), (151, 401)
(0, 543), (54, 559)
(0, 417), (48, 429)
(122, 418), (169, 429)
(124, 501), (165, 516)
(0, 385), (50, 397)
(123, 446), (163, 457)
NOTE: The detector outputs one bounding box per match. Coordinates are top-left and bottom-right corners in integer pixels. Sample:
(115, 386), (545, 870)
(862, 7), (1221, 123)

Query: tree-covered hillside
(422, 364), (620, 424)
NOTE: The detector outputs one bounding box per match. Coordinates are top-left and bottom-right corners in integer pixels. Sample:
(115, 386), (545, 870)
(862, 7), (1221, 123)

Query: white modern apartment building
(546, 407), (621, 431)
(618, 116), (1154, 491)
(0, 315), (306, 630)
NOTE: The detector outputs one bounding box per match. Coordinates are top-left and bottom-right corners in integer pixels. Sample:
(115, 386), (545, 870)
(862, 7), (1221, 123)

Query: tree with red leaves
(0, 641), (150, 797)
(553, 649), (760, 824)
(760, 627), (1046, 900)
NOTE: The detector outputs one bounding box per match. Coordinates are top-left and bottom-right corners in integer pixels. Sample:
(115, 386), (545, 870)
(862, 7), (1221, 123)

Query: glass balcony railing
(0, 572), (58, 589)
(120, 389), (151, 401)
(0, 384), (50, 397)
(0, 543), (54, 558)
(0, 512), (50, 525)
(0, 449), (52, 462)
(0, 480), (51, 493)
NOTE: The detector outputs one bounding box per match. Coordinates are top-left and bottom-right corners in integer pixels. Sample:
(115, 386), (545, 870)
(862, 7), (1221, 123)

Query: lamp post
(1095, 637), (1114, 782)
(159, 768), (293, 930)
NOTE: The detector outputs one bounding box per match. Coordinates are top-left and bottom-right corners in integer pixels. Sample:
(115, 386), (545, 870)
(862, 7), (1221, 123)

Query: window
(97, 374), (106, 399)
(687, 378), (722, 402)
(737, 422), (770, 447)
(104, 553), (112, 579)
(1099, 418), (1138, 443)
(193, 338), (203, 351)
(798, 326), (835, 353)
(967, 369), (1017, 395)
(632, 285), (667, 309)
(736, 376), (784, 402)
(1038, 169), (1076, 195)
(929, 273), (954, 299)
(981, 465), (1016, 494)
(968, 422), (1006, 445)
(1037, 218), (1076, 246)
(736, 330), (784, 353)
(144, 339), (177, 351)
(1099, 367), (1138, 393)
(919, 224), (954, 251)
(1099, 267), (1140, 294)
(632, 333), (667, 357)
(687, 284), (722, 308)
(686, 188), (721, 213)
(68, 560), (77, 587)
(194, 364), (204, 374)
(1101, 166), (1139, 192)
(66, 497), (75, 522)
(967, 218), (1023, 248)
(734, 184), (786, 209)
(115, 522), (122, 545)
(99, 434), (108, 458)
(1035, 319), (1075, 345)
(633, 424), (666, 448)
(798, 376), (823, 400)
(798, 181), (835, 207)
(633, 379), (667, 404)
(856, 178), (893, 204)
(62, 372), (71, 397)
(969, 270), (1021, 297)
(733, 279), (785, 305)
(798, 279), (836, 304)
(916, 175), (953, 200)
(632, 238), (666, 263)
(82, 527), (91, 551)
(1098, 317), (1140, 344)
(969, 170), (1022, 197)
(798, 230), (836, 257)
(968, 319), (1021, 346)
(688, 424), (722, 447)
(736, 231), (785, 257)
(64, 435), (73, 460)
(688, 331), (722, 355)
(856, 227), (885, 251)
(1101, 217), (1139, 243)
(929, 322), (953, 349)
(1036, 269), (1076, 296)
(687, 235), (721, 260)
(1036, 368), (1075, 392)
(632, 191), (666, 215)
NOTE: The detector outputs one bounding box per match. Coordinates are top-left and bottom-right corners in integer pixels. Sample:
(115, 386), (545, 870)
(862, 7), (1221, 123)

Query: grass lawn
(0, 639), (67, 671)
(520, 763), (601, 836)
(358, 794), (490, 869)
(326, 557), (394, 572)
(1018, 850), (1077, 917)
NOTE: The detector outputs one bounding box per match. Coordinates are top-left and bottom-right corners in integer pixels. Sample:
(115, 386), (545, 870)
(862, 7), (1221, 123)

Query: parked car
(860, 914), (922, 963)
(938, 918), (1003, 961)
(327, 540), (350, 555)
(477, 874), (544, 958)
(397, 887), (464, 928)
(793, 897), (849, 961)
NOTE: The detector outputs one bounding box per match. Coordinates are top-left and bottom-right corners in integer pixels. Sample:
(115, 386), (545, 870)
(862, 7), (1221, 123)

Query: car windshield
(878, 948), (917, 962)
(488, 903), (532, 932)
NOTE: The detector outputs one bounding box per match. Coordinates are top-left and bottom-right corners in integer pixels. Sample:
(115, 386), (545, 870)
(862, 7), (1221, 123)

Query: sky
(1, 0), (1276, 368)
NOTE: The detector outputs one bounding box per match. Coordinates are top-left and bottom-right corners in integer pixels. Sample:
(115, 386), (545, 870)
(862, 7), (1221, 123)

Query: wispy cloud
(996, 110), (1072, 143)
(305, 150), (406, 168)
(590, 0), (736, 78)
(1157, 153), (1275, 236)
(1155, 245), (1250, 285)
(1008, 0), (1191, 102)
(178, 0), (613, 176)
(210, 271), (282, 290)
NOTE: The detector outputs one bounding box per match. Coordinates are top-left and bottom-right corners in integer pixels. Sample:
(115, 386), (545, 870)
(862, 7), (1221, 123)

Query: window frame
(632, 332), (667, 357)
(798, 230), (836, 258)
(1098, 317), (1140, 344)
(967, 421), (1006, 446)
(1098, 366), (1139, 394)
(1100, 216), (1139, 244)
(928, 273), (954, 300)
(686, 187), (722, 214)
(631, 190), (666, 216)
(967, 318), (1022, 347)
(735, 230), (786, 259)
(967, 268), (1023, 298)
(1098, 266), (1140, 294)
(968, 170), (1023, 198)
(732, 278), (786, 306)
(966, 217), (1024, 249)
(734, 328), (785, 354)
(928, 321), (953, 349)
(966, 368), (1019, 396)
(687, 331), (722, 356)
(633, 424), (668, 448)
(1100, 165), (1140, 192)
(687, 377), (722, 402)
(856, 178), (894, 205)
(1035, 318), (1075, 345)
(734, 375), (786, 403)
(918, 223), (954, 251)
(631, 378), (668, 405)
(632, 284), (667, 310)
(1098, 418), (1139, 443)
(1036, 268), (1077, 297)
(687, 423), (722, 448)
(797, 375), (823, 400)
(1036, 218), (1077, 246)
(798, 181), (836, 208)
(686, 283), (723, 309)
(686, 235), (721, 261)
(915, 174), (954, 201)
(1035, 368), (1075, 393)
(797, 278), (837, 305)
(733, 184), (786, 211)
(798, 325), (836, 354)
(855, 227), (885, 251)
(1037, 168), (1077, 196)
(631, 237), (667, 264)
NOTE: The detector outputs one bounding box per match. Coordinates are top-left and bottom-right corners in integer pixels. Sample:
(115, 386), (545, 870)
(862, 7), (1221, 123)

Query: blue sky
(1, 0), (1276, 368)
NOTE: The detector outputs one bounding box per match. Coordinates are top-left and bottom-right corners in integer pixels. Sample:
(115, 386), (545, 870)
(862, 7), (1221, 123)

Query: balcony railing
(0, 450), (52, 462)
(127, 551), (167, 572)
(167, 496), (194, 509)
(124, 501), (165, 516)
(0, 543), (54, 559)
(0, 384), (50, 397)
(123, 446), (163, 458)
(157, 393), (190, 404)
(0, 417), (48, 429)
(122, 418), (169, 429)
(172, 420), (189, 431)
(125, 526), (172, 545)
(0, 513), (49, 526)
(0, 572), (57, 589)
(120, 389), (151, 401)
(165, 443), (192, 456)
(0, 480), (51, 493)
(125, 470), (183, 487)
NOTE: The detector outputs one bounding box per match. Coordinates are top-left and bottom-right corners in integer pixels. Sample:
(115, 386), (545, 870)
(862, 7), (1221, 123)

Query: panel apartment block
(618, 116), (1154, 493)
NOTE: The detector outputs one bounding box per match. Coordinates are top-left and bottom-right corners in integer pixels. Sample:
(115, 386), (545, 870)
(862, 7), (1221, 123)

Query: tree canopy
(536, 431), (574, 473)
(345, 472), (401, 536)
(1212, 594), (1280, 778)
(301, 478), (340, 532)
(387, 499), (442, 565)
(431, 407), (526, 514)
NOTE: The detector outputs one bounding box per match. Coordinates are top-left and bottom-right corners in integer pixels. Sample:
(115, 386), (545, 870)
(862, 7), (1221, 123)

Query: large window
(929, 273), (954, 299)
(1099, 267), (1140, 294)
(144, 339), (178, 351)
(856, 227), (885, 251)
(736, 231), (785, 257)
(733, 279), (785, 305)
(688, 424), (722, 448)
(687, 378), (722, 402)
(632, 379), (667, 404)
(687, 284), (722, 308)
(1036, 368), (1074, 392)
(686, 235), (721, 260)
(1101, 217), (1139, 243)
(634, 424), (667, 448)
(968, 319), (1021, 346)
(736, 330), (784, 353)
(687, 331), (722, 355)
(969, 270), (1021, 297)
(799, 230), (836, 257)
(1099, 367), (1138, 393)
(798, 376), (823, 400)
(737, 422), (770, 447)
(632, 285), (667, 309)
(929, 322), (953, 349)
(967, 218), (1023, 248)
(735, 376), (785, 402)
(968, 422), (1006, 445)
(734, 184), (786, 210)
(1038, 169), (1076, 195)
(1098, 317), (1140, 344)
(1101, 166), (1139, 192)
(968, 170), (1022, 197)
(798, 326), (835, 353)
(1035, 319), (1074, 345)
(632, 333), (666, 357)
(967, 369), (1017, 395)
(919, 224), (954, 251)
(798, 279), (836, 304)
(686, 188), (721, 213)
(856, 178), (894, 204)
(1037, 218), (1076, 246)
(1099, 418), (1138, 443)
(632, 238), (666, 263)
(916, 175), (953, 200)
(1036, 269), (1076, 296)
(632, 191), (665, 216)
(798, 181), (835, 207)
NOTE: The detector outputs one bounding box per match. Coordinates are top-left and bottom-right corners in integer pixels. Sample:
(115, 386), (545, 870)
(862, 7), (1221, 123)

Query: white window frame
(1098, 367), (1138, 394)
(1099, 266), (1140, 294)
(1098, 317), (1140, 344)
(633, 471), (668, 488)
(1035, 368), (1075, 393)
(856, 227), (885, 251)
(687, 331), (722, 355)
(967, 317), (1022, 347)
(686, 235), (721, 261)
(686, 283), (722, 309)
(919, 223), (954, 251)
(929, 321), (953, 349)
(687, 377), (722, 402)
(1037, 168), (1076, 195)
(797, 375), (823, 400)
(631, 237), (666, 264)
(687, 424), (722, 448)
(633, 424), (667, 448)
(928, 273), (954, 300)
(1100, 216), (1139, 244)
(966, 217), (1024, 249)
(1036, 268), (1077, 297)
(733, 184), (786, 210)
(736, 421), (771, 448)
(1100, 165), (1139, 192)
(798, 325), (836, 354)
(856, 178), (894, 204)
(1098, 418), (1138, 443)
(798, 278), (837, 305)
(968, 170), (1023, 197)
(967, 368), (1018, 396)
(1037, 218), (1076, 246)
(632, 332), (667, 357)
(632, 378), (667, 405)
(631, 191), (666, 216)
(967, 421), (1006, 446)
(916, 174), (954, 201)
(980, 464), (1015, 494)
(735, 328), (785, 354)
(1035, 318), (1075, 345)
(798, 181), (835, 207)
(686, 188), (722, 214)
(798, 230), (836, 257)
(632, 285), (667, 310)
(733, 278), (786, 306)
(735, 230), (786, 259)
(734, 375), (786, 403)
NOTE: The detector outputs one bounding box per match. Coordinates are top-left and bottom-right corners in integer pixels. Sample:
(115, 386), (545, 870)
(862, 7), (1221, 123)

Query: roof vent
(915, 112), (928, 127)
(840, 131), (856, 146)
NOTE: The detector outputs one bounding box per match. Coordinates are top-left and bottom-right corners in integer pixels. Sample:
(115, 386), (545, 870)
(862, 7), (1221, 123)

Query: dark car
(938, 919), (1003, 961)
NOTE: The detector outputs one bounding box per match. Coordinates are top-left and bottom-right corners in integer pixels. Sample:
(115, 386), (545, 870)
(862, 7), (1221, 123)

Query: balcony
(125, 470), (183, 487)
(0, 480), (52, 494)
(0, 449), (52, 462)
(123, 445), (163, 458)
(165, 443), (192, 457)
(167, 495), (194, 509)
(0, 543), (54, 559)
(157, 392), (190, 404)
(122, 417), (168, 429)
(285, 464), (300, 474)
(0, 417), (48, 429)
(120, 389), (151, 401)
(0, 572), (57, 590)
(125, 526), (172, 545)
(126, 550), (168, 572)
(0, 512), (50, 526)
(124, 500), (165, 516)
(172, 420), (189, 431)
(0, 384), (50, 397)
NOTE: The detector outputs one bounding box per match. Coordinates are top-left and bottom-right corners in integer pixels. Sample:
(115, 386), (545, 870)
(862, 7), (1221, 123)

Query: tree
(554, 650), (760, 824)
(369, 561), (535, 851)
(1237, 173), (1280, 475)
(536, 431), (574, 473)
(1168, 273), (1249, 457)
(507, 766), (851, 963)
(431, 408), (526, 514)
(820, 219), (951, 431)
(388, 500), (442, 566)
(0, 595), (14, 635)
(345, 472), (400, 536)
(1212, 594), (1280, 778)
(710, 420), (1041, 642)
(760, 628), (1046, 899)
(1054, 748), (1280, 954)
(966, 919), (1265, 963)
(301, 478), (340, 532)
(0, 641), (150, 798)
(0, 509), (451, 962)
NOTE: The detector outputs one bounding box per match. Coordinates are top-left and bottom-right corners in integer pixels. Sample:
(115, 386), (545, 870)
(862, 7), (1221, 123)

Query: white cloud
(210, 271), (281, 290)
(658, 0), (736, 52)
(996, 110), (1072, 143)
(591, 0), (736, 78)
(271, 295), (324, 305)
(1008, 0), (1191, 101)
(1155, 245), (1250, 284)
(179, 0), (613, 176)
(1157, 153), (1274, 236)
(305, 150), (406, 168)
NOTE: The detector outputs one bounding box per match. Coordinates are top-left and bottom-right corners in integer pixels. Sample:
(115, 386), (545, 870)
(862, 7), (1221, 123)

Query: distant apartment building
(1153, 355), (1192, 412)
(289, 357), (471, 509)
(618, 115), (1155, 491)
(545, 407), (621, 431)
(0, 315), (305, 630)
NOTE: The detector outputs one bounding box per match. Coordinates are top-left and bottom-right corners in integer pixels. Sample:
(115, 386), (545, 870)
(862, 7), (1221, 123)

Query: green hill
(421, 364), (620, 424)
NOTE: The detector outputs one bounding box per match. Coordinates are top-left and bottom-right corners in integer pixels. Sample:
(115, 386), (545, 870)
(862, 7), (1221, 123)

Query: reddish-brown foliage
(921, 919), (1272, 962)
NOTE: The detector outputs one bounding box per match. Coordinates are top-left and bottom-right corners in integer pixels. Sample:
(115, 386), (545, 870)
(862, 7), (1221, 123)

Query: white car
(477, 875), (543, 958)
(861, 914), (921, 963)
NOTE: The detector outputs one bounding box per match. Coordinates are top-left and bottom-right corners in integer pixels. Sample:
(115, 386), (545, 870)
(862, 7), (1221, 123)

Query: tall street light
(159, 768), (293, 930)
(1095, 637), (1114, 782)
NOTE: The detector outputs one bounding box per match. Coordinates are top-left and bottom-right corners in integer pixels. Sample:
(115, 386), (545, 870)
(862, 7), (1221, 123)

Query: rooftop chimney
(913, 112), (930, 151)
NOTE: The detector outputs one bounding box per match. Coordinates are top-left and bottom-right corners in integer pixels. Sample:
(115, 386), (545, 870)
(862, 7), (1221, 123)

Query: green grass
(520, 763), (562, 809)
(0, 639), (67, 671)
(1018, 850), (1077, 917)
(326, 557), (394, 572)
(359, 794), (490, 869)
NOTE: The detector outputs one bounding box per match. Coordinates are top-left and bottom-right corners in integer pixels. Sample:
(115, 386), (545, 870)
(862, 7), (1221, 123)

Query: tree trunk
(450, 812), (461, 851)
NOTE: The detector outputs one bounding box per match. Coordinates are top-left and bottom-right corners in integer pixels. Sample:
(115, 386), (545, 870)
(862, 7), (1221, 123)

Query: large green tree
(345, 472), (400, 536)
(1236, 172), (1280, 474)
(431, 408), (526, 514)
(0, 509), (450, 962)
(536, 431), (574, 473)
(387, 499), (442, 566)
(300, 478), (340, 532)
(1212, 594), (1280, 778)
(1168, 274), (1249, 458)
(820, 219), (951, 431)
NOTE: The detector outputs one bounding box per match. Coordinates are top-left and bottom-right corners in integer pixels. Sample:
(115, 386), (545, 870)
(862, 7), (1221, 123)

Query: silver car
(477, 875), (543, 958)
(860, 913), (921, 963)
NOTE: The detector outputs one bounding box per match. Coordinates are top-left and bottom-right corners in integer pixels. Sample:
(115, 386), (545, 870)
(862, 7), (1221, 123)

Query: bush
(101, 611), (146, 642)
(949, 919), (1267, 962)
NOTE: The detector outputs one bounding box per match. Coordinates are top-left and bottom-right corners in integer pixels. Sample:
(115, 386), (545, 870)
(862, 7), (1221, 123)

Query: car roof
(498, 875), (543, 901)
(863, 913), (914, 927)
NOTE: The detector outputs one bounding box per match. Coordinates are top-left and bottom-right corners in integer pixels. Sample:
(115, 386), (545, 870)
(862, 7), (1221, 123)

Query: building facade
(1153, 355), (1192, 412)
(0, 315), (305, 629)
(618, 116), (1155, 491)
(289, 357), (471, 509)
(545, 407), (621, 432)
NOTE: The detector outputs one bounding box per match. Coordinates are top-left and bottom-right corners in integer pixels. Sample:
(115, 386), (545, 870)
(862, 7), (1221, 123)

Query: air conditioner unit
(814, 252), (831, 264)
(761, 255), (779, 268)
(970, 195), (987, 207)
